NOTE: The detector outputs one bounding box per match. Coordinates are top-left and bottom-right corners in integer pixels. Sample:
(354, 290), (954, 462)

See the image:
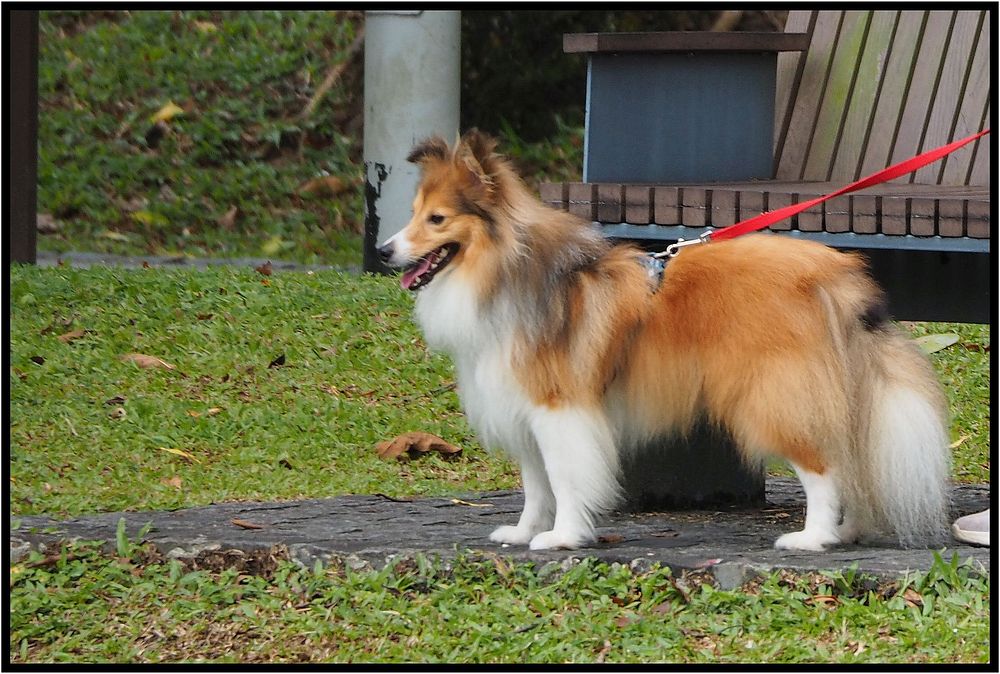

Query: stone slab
(9, 479), (989, 587)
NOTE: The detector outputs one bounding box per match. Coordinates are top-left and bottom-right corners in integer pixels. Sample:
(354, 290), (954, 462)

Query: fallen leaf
(99, 230), (131, 242)
(104, 395), (126, 405)
(206, 407), (223, 416)
(807, 594), (839, 607)
(913, 333), (960, 354)
(108, 407), (127, 420)
(375, 432), (463, 461)
(255, 261), (273, 276)
(12, 367), (27, 381)
(652, 601), (672, 615)
(598, 533), (625, 544)
(961, 341), (990, 353)
(161, 476), (183, 489)
(159, 447), (200, 464)
(217, 206), (239, 230)
(193, 20), (218, 33)
(121, 353), (176, 370)
(56, 328), (87, 343)
(142, 261), (151, 269)
(268, 353), (286, 368)
(196, 313), (213, 321)
(949, 434), (971, 449)
(150, 101), (185, 124)
(30, 356), (45, 365)
(450, 498), (492, 508)
(902, 588), (923, 608)
(297, 175), (348, 197)
(614, 614), (635, 628)
(231, 518), (264, 530)
(186, 410), (202, 418)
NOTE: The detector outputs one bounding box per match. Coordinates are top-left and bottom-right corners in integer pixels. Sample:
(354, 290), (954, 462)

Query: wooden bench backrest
(773, 9), (990, 186)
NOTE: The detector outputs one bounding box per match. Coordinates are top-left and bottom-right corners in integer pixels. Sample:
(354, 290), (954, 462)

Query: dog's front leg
(526, 406), (620, 550)
(489, 446), (555, 545)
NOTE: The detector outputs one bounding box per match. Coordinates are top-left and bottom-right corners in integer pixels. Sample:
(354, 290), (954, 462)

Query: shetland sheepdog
(377, 130), (950, 552)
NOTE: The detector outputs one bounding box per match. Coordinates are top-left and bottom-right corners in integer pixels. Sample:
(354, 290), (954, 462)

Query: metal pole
(362, 10), (461, 273)
(8, 10), (39, 265)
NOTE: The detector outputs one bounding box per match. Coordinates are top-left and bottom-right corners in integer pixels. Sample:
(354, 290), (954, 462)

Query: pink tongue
(400, 257), (433, 289)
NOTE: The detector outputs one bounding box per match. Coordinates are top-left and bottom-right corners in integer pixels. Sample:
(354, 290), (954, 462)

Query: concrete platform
(10, 478), (989, 588)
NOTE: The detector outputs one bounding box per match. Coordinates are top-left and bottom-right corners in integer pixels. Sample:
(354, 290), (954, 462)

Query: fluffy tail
(846, 330), (951, 547)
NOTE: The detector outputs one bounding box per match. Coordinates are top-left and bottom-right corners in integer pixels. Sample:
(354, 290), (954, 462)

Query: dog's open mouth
(400, 243), (459, 291)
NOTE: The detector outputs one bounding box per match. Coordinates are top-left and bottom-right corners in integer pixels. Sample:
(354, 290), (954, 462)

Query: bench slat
(855, 11), (923, 178)
(829, 11), (898, 181)
(889, 11), (954, 172)
(941, 13), (991, 185)
(913, 10), (985, 184)
(802, 10), (872, 181)
(968, 101), (991, 185)
(776, 11), (845, 181)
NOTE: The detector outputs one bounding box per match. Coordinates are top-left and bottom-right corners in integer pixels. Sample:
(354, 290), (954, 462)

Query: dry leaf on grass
(57, 329), (87, 343)
(375, 432), (462, 461)
(159, 447), (200, 463)
(121, 353), (176, 370)
(297, 176), (349, 197)
(255, 260), (273, 276)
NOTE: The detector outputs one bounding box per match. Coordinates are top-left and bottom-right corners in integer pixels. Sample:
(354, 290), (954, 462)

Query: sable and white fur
(377, 130), (951, 551)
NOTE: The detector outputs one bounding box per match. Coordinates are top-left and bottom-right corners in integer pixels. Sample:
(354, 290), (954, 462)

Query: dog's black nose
(377, 242), (394, 264)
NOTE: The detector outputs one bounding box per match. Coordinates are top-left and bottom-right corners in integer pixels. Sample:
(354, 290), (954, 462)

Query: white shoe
(951, 509), (989, 547)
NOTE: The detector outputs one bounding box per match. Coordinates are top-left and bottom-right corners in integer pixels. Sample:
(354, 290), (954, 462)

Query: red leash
(658, 128), (990, 257)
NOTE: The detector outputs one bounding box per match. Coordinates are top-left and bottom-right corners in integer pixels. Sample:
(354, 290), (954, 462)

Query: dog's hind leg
(526, 406), (620, 550)
(774, 462), (843, 551)
(490, 446), (555, 545)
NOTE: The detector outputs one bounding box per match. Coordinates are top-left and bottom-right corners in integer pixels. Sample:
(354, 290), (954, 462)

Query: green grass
(8, 541), (989, 664)
(38, 10), (366, 266)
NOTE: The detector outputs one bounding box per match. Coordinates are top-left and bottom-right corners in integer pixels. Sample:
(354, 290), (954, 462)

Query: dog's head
(377, 129), (508, 291)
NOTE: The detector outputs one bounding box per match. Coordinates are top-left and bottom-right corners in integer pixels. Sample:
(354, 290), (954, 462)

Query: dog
(377, 130), (950, 552)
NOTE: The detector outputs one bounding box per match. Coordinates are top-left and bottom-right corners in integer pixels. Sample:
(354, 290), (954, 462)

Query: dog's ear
(455, 128), (501, 198)
(406, 137), (450, 166)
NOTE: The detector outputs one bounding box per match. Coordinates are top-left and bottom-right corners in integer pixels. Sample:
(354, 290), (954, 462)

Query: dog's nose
(377, 242), (394, 264)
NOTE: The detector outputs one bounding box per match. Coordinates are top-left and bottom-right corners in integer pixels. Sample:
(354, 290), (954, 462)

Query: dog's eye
(428, 214), (445, 225)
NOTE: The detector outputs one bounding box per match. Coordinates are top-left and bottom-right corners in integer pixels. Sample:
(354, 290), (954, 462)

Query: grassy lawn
(8, 540), (990, 664)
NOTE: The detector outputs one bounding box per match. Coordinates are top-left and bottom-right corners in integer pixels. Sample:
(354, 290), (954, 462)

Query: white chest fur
(413, 279), (534, 458)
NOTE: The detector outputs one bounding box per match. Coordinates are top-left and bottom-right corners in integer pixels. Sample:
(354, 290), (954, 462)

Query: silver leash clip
(651, 231), (712, 259)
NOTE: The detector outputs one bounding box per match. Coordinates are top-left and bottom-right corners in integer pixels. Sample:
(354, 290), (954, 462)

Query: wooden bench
(543, 9), (991, 323)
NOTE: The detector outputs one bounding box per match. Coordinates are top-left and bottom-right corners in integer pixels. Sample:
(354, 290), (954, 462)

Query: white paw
(528, 529), (589, 551)
(774, 529), (840, 551)
(489, 525), (535, 546)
